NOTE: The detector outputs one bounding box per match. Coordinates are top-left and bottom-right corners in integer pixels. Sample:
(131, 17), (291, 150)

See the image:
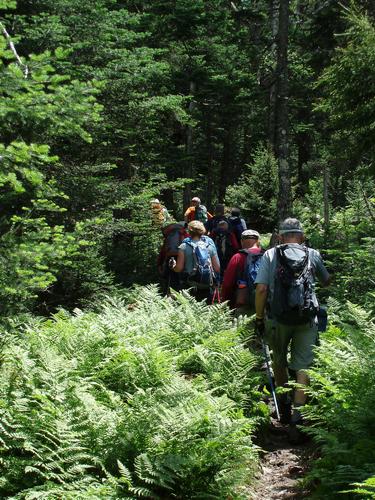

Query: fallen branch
(0, 21), (29, 78)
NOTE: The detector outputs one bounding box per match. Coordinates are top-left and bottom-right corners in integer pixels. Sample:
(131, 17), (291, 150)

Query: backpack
(270, 244), (319, 325)
(151, 203), (165, 227)
(195, 205), (208, 223)
(165, 224), (185, 255)
(228, 216), (244, 243)
(214, 231), (236, 269)
(207, 215), (229, 234)
(184, 236), (216, 289)
(235, 250), (263, 307)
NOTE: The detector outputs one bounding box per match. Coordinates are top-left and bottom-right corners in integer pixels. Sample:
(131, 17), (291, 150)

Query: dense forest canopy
(0, 0), (374, 312)
(1, 1), (375, 497)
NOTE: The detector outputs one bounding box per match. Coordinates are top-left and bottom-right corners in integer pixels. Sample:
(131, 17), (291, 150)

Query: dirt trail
(250, 420), (313, 499)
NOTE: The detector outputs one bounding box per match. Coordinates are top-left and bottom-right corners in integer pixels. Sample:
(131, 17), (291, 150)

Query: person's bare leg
(294, 369), (309, 406)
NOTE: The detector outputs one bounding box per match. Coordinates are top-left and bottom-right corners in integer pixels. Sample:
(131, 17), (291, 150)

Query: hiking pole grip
(261, 337), (280, 421)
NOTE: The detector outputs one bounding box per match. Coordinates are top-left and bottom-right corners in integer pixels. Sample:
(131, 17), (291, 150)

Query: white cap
(241, 229), (260, 239)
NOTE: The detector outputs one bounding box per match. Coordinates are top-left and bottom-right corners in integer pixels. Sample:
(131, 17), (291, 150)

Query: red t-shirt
(221, 247), (262, 305)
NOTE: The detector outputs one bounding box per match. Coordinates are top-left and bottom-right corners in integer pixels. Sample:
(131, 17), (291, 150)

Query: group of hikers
(153, 196), (331, 444)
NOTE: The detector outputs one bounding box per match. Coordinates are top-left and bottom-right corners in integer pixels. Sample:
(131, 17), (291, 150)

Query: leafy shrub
(302, 300), (375, 498)
(0, 287), (264, 498)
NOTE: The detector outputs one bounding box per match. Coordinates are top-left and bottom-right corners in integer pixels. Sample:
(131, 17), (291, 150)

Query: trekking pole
(211, 285), (221, 304)
(211, 274), (222, 304)
(260, 336), (280, 421)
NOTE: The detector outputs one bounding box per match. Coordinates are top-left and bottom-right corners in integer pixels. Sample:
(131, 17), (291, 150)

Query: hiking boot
(279, 400), (292, 424)
(288, 418), (310, 445)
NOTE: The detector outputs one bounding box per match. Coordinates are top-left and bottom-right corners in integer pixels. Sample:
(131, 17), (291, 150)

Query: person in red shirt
(221, 229), (262, 315)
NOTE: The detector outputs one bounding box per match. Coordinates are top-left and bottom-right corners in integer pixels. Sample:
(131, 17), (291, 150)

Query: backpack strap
(182, 236), (193, 247)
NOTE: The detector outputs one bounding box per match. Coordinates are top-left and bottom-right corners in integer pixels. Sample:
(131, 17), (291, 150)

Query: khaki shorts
(265, 319), (318, 372)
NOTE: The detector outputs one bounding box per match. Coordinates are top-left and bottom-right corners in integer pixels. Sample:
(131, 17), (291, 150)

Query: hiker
(150, 198), (171, 227)
(157, 221), (188, 294)
(184, 197), (212, 224)
(205, 204), (228, 235)
(211, 220), (239, 277)
(254, 218), (330, 442)
(228, 208), (247, 245)
(170, 220), (220, 303)
(221, 229), (262, 316)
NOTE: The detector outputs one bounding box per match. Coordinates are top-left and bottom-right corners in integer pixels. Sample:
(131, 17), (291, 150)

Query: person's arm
(211, 254), (220, 274)
(255, 284), (268, 319)
(207, 211), (213, 220)
(172, 249), (185, 273)
(312, 250), (331, 286)
(221, 254), (240, 301)
(254, 251), (272, 319)
(241, 218), (247, 231)
(184, 207), (193, 223)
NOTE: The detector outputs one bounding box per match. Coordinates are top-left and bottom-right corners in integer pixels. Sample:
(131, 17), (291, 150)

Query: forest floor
(249, 414), (315, 499)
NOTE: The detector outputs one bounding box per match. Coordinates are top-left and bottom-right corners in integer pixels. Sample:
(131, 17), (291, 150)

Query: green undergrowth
(0, 286), (266, 499)
(302, 299), (375, 498)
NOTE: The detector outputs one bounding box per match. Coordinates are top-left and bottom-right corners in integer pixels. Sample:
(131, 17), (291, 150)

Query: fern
(302, 301), (375, 498)
(0, 287), (264, 498)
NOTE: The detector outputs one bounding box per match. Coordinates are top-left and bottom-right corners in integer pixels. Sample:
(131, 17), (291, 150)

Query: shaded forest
(1, 1), (375, 498)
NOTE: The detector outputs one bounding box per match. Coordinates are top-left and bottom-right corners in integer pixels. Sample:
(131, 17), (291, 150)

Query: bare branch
(0, 21), (29, 78)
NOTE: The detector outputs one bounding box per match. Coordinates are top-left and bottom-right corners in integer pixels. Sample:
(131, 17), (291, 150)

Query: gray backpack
(271, 245), (319, 325)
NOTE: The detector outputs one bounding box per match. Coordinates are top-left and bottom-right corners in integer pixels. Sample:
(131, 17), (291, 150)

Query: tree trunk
(205, 115), (214, 208)
(268, 0), (279, 147)
(323, 163), (330, 244)
(241, 124), (251, 173)
(218, 121), (232, 203)
(183, 80), (196, 210)
(296, 119), (312, 196)
(275, 0), (290, 222)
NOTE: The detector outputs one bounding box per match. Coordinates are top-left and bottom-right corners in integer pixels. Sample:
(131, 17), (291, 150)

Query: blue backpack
(236, 250), (263, 306)
(228, 216), (244, 243)
(184, 236), (215, 289)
